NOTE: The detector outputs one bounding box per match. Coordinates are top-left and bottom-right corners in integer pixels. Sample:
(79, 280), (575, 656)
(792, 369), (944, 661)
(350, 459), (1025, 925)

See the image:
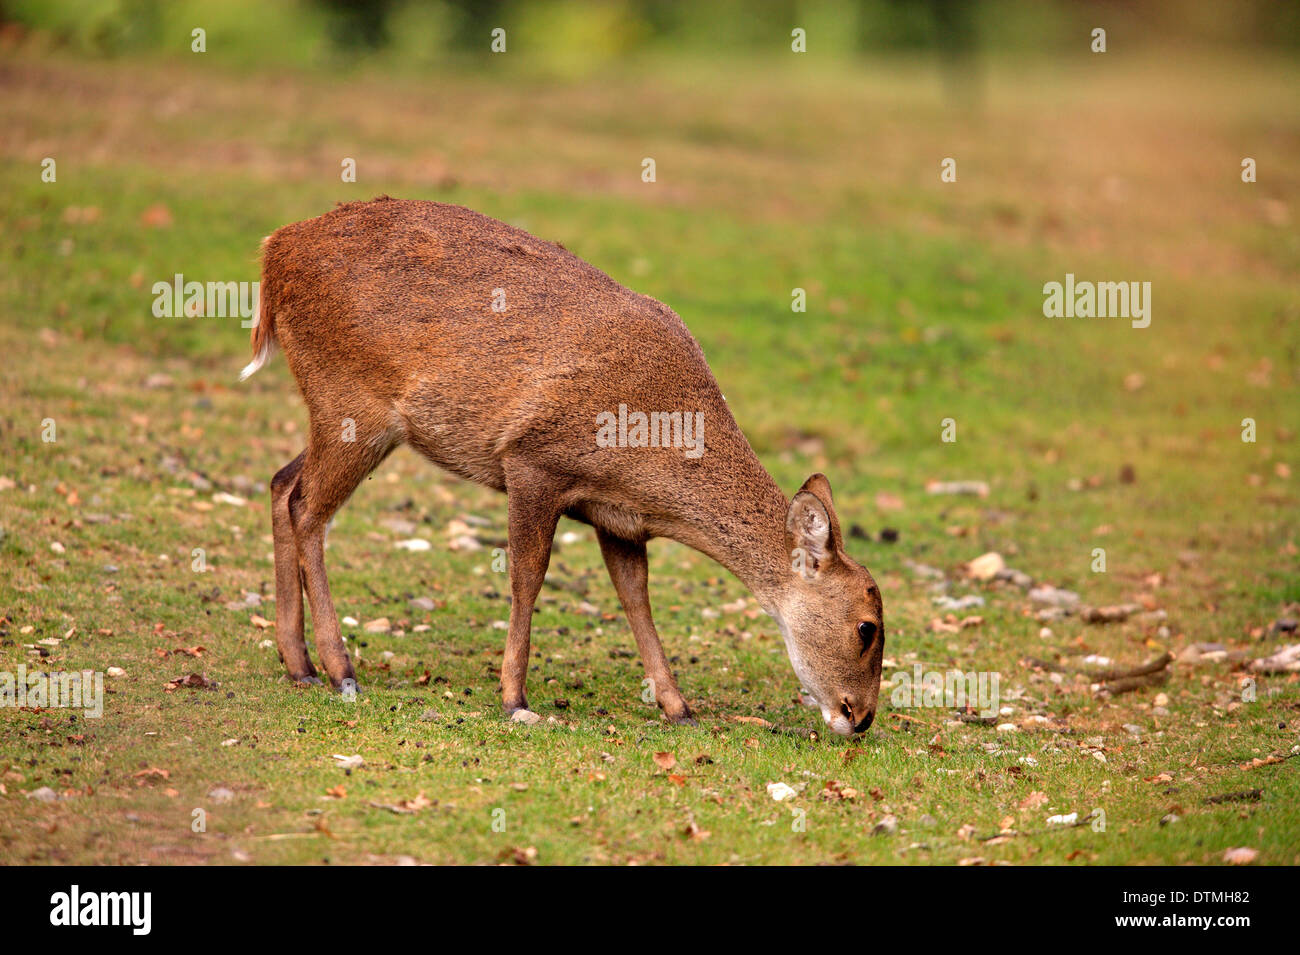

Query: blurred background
(1, 0), (1297, 644)
(3, 0), (1299, 67)
(1, 0), (1298, 866)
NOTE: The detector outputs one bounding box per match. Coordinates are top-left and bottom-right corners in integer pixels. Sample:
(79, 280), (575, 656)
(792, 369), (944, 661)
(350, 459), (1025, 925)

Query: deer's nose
(841, 694), (874, 734)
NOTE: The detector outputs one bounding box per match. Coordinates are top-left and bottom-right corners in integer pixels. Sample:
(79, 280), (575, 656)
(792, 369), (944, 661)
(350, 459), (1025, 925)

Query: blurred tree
(444, 0), (504, 51)
(318, 0), (395, 50)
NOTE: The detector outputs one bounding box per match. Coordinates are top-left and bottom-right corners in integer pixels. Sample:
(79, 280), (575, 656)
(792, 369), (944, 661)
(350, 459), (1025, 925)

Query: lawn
(0, 41), (1297, 864)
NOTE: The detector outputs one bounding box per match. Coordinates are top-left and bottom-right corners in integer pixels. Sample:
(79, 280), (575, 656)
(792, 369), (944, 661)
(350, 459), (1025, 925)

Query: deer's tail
(239, 236), (276, 381)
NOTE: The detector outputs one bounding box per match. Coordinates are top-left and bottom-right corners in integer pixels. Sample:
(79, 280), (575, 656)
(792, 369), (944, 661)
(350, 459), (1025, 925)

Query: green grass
(0, 44), (1297, 865)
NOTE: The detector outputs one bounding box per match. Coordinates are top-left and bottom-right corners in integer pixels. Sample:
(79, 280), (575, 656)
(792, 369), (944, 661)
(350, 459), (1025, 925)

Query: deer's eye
(857, 620), (877, 653)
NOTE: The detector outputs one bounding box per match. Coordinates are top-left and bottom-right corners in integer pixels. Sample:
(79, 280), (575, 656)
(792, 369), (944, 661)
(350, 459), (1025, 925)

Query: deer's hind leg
(289, 414), (399, 688)
(271, 451), (317, 683)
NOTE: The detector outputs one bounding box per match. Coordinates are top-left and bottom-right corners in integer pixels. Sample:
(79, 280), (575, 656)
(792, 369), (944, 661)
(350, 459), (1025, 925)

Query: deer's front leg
(500, 470), (562, 717)
(596, 529), (695, 725)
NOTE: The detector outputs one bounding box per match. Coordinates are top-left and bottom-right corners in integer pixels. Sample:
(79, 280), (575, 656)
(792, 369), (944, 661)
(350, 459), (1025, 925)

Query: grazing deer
(242, 197), (883, 735)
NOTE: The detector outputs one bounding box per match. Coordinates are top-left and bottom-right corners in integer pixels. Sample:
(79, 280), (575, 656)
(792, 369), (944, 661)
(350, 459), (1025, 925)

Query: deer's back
(264, 198), (742, 500)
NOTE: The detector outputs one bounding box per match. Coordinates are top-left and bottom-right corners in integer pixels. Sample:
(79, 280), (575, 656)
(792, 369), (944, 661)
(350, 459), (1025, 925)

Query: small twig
(887, 712), (942, 729)
(1205, 788), (1262, 805)
(1098, 670), (1170, 696)
(1026, 652), (1174, 696)
(1092, 652), (1174, 683)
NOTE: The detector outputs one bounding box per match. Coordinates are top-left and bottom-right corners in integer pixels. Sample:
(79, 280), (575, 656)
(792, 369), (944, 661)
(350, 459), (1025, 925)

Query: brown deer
(242, 197), (883, 735)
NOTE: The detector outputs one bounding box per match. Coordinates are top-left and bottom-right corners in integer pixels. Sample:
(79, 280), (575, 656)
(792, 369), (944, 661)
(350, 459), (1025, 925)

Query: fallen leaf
(683, 820), (711, 840)
(652, 752), (676, 771)
(1019, 791), (1049, 810)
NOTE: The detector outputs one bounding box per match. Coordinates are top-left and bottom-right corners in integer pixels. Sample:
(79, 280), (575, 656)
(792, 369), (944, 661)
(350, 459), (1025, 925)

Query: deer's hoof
(290, 673), (322, 686)
(665, 707), (698, 727)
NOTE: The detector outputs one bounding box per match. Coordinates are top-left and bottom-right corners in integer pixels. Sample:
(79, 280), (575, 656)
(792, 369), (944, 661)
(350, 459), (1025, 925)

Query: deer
(241, 197), (884, 736)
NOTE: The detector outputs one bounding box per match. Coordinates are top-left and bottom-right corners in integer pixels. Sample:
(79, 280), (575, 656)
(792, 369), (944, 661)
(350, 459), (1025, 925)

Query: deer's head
(771, 474), (884, 736)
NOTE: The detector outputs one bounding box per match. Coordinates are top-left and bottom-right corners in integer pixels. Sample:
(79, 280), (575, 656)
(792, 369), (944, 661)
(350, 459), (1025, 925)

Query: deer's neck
(662, 447), (791, 612)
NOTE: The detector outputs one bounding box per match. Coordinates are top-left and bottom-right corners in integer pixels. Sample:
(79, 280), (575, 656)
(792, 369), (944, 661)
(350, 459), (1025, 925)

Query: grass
(0, 42), (1297, 864)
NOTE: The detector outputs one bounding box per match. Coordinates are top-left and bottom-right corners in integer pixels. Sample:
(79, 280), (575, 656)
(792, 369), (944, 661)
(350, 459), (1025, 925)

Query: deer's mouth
(824, 708), (856, 736)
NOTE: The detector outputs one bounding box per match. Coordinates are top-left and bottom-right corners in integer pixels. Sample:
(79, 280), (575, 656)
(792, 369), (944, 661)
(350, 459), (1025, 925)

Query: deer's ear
(786, 475), (841, 577)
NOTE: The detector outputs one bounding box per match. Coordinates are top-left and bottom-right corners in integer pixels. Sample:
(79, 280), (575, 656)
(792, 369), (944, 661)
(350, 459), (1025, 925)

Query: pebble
(224, 591), (262, 611)
(510, 709), (541, 726)
(965, 552), (1005, 582)
(995, 568), (1034, 589)
(1080, 603), (1141, 623)
(1029, 585), (1080, 608)
(905, 561), (945, 580)
(926, 480), (989, 497)
(766, 782), (797, 802)
(933, 594), (985, 611)
(872, 814), (899, 835)
(394, 539), (431, 552)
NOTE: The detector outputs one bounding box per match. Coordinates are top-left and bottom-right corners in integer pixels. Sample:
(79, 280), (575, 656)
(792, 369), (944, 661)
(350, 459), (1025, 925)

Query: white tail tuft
(239, 340), (274, 381)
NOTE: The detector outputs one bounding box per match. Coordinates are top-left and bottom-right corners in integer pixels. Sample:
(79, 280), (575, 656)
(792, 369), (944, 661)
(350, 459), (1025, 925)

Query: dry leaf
(683, 820), (711, 841)
(652, 752), (676, 771)
(1019, 791), (1049, 810)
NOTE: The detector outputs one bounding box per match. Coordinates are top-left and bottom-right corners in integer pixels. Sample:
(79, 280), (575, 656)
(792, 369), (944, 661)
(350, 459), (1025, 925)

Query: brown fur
(248, 197), (883, 732)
